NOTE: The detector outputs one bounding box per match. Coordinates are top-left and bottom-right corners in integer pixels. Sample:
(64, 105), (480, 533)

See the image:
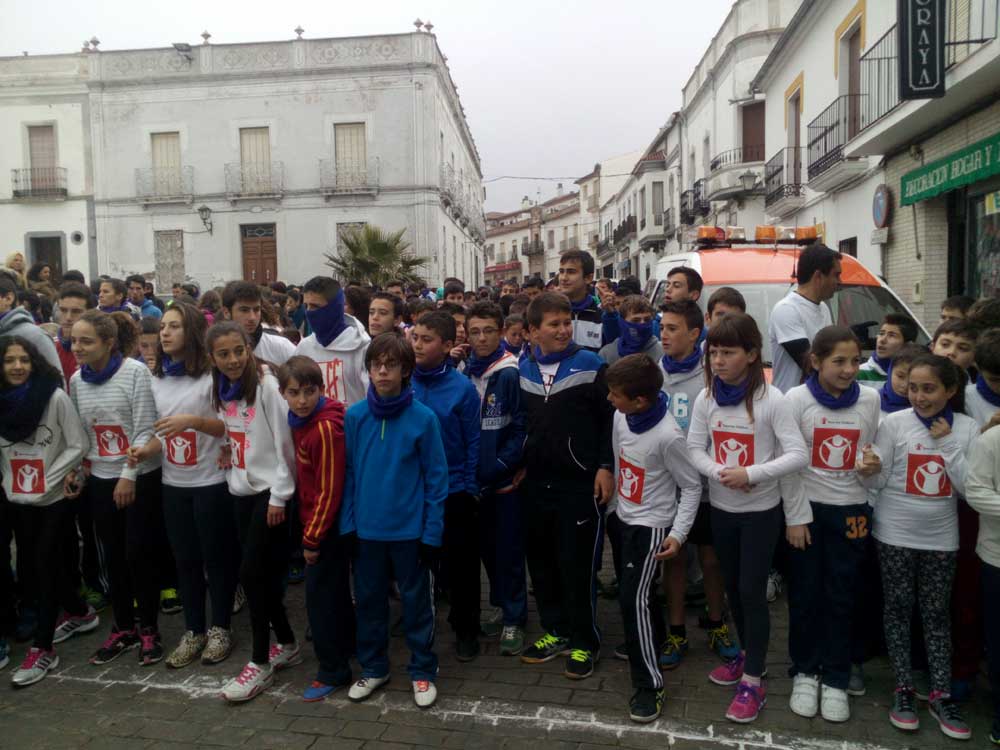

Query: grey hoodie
(598, 335), (664, 367)
(0, 307), (62, 376)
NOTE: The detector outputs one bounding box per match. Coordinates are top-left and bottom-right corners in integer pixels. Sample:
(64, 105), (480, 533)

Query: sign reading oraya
(898, 0), (947, 100)
(901, 130), (1000, 206)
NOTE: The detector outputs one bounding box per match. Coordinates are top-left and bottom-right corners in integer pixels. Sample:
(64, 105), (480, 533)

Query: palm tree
(324, 225), (426, 288)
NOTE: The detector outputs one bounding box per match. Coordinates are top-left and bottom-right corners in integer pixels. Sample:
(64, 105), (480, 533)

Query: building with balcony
(484, 189), (583, 281)
(0, 28), (485, 289)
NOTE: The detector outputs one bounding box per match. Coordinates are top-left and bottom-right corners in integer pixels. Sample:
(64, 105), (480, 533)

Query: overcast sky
(4, 0), (735, 211)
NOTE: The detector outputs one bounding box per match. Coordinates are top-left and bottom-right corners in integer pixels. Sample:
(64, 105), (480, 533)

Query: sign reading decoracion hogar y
(901, 130), (1000, 206)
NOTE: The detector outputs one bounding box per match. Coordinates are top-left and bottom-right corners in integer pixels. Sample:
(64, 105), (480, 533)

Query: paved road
(0, 567), (994, 749)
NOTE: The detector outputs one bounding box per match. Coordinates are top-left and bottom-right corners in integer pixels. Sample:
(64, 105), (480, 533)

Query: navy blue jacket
(413, 364), (481, 496)
(466, 350), (525, 492)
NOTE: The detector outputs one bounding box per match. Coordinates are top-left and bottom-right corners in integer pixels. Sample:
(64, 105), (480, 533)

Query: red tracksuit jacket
(291, 398), (346, 550)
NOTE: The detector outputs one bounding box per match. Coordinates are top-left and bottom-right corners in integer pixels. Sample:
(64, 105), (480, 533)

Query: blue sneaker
(707, 624), (740, 660)
(0, 638), (9, 670)
(658, 633), (689, 670)
(302, 680), (338, 702)
(287, 565), (305, 585)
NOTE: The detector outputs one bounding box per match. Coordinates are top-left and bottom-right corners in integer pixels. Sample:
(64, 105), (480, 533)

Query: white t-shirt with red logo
(785, 383), (880, 507)
(0, 389), (88, 506)
(612, 410), (702, 542)
(686, 383), (811, 524)
(870, 408), (978, 552)
(293, 316), (370, 407)
(150, 373), (226, 489)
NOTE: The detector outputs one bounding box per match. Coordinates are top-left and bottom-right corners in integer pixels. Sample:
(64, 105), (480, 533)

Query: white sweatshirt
(613, 411), (702, 542)
(71, 357), (158, 481)
(869, 408), (978, 552)
(150, 373), (226, 488)
(253, 328), (296, 366)
(219, 370), (295, 507)
(659, 363), (705, 438)
(964, 382), (999, 429)
(293, 315), (370, 407)
(0, 389), (88, 506)
(686, 383), (811, 524)
(964, 426), (1000, 568)
(785, 383), (881, 507)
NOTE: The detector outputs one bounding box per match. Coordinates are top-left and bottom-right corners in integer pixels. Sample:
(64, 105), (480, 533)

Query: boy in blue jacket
(411, 312), (483, 661)
(464, 302), (527, 656)
(340, 332), (449, 709)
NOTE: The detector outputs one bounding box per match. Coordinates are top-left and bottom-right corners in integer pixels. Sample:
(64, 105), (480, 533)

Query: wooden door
(847, 30), (862, 138)
(741, 103), (765, 162)
(240, 224), (277, 284)
(29, 236), (63, 279)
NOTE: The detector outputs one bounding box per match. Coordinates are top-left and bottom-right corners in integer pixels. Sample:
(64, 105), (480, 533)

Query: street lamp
(197, 205), (213, 235)
(739, 170), (759, 193)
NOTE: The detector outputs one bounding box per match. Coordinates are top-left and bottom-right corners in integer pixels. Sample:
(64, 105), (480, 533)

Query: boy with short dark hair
(410, 312), (483, 661)
(503, 314), (525, 356)
(557, 250), (603, 352)
(464, 302), (527, 655)
(598, 295), (662, 366)
(55, 282), (95, 386)
(941, 295), (975, 324)
(369, 292), (403, 336)
(278, 356), (354, 702)
(705, 287), (746, 328)
(967, 329), (1000, 430)
(223, 281), (296, 365)
(857, 313), (918, 387)
(932, 319), (978, 375)
(138, 317), (160, 371)
(606, 353), (702, 723)
(443, 281), (466, 305)
(340, 332), (448, 708)
(518, 292), (614, 679)
(439, 302), (470, 367)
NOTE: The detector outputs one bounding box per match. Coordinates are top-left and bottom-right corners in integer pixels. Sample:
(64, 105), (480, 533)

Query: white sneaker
(821, 685), (850, 723)
(413, 679), (437, 708)
(789, 673), (821, 718)
(11, 648), (59, 687)
(221, 661), (274, 702)
(766, 571), (783, 603)
(268, 641), (302, 671)
(348, 674), (390, 702)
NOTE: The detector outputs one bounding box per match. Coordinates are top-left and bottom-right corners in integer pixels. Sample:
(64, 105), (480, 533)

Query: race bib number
(811, 415), (861, 471)
(165, 430), (198, 467)
(228, 431), (247, 469)
(94, 424), (129, 457)
(617, 451), (646, 505)
(711, 416), (754, 467)
(10, 458), (45, 494)
(905, 445), (951, 498)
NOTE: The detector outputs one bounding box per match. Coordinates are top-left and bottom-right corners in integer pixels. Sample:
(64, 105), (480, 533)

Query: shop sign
(985, 190), (1000, 216)
(871, 227), (890, 245)
(901, 130), (1000, 205)
(898, 0), (946, 100)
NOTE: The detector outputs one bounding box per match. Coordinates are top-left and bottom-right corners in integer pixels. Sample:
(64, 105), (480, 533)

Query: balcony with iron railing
(522, 239), (545, 256)
(764, 147), (806, 217)
(692, 179), (711, 215)
(587, 194), (599, 211)
(707, 145), (765, 201)
(559, 236), (580, 252)
(11, 167), (67, 199)
(612, 215), (637, 245)
(597, 238), (613, 258)
(439, 163), (456, 204)
(679, 190), (696, 225)
(135, 166), (194, 203)
(663, 207), (675, 233)
(225, 161), (284, 199)
(319, 157), (380, 196)
(806, 95), (868, 192)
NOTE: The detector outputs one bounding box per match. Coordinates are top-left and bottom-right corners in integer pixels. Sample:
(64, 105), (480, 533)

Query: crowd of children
(0, 248), (999, 744)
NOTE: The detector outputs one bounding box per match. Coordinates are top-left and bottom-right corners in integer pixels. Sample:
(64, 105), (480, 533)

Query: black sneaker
(520, 633), (570, 664)
(629, 688), (664, 724)
(138, 627), (164, 666)
(613, 642), (629, 661)
(159, 589), (182, 615)
(456, 635), (480, 663)
(989, 719), (999, 746)
(90, 628), (140, 665)
(564, 648), (598, 680)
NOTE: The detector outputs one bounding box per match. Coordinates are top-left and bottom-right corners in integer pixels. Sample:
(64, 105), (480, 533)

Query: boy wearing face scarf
(598, 296), (663, 367)
(294, 276), (371, 407)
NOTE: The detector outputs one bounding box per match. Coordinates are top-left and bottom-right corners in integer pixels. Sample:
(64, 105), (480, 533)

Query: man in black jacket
(558, 250), (603, 352)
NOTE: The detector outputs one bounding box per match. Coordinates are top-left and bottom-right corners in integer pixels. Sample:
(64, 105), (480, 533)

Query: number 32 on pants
(845, 515), (869, 540)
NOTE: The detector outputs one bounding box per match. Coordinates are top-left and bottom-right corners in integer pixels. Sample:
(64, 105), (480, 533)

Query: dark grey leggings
(710, 504), (783, 678)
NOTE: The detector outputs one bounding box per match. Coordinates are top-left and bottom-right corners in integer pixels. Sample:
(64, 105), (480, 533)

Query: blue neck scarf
(570, 296), (594, 313)
(533, 342), (579, 365)
(465, 346), (505, 379)
(976, 374), (1000, 408)
(305, 290), (349, 347)
(502, 339), (521, 356)
(806, 372), (860, 410)
(869, 353), (891, 374)
(662, 348), (702, 375)
(412, 361), (451, 385)
(99, 303), (129, 314)
(366, 383), (413, 420)
(617, 319), (654, 357)
(0, 382), (30, 405)
(161, 355), (187, 377)
(713, 376), (750, 407)
(288, 396), (326, 429)
(915, 405), (955, 430)
(58, 335), (72, 354)
(80, 352), (123, 385)
(217, 373), (245, 403)
(879, 364), (909, 413)
(627, 391), (669, 434)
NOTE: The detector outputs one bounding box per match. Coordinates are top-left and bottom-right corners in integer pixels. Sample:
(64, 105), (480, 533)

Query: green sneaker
(80, 586), (109, 613)
(499, 625), (524, 656)
(520, 633), (570, 664)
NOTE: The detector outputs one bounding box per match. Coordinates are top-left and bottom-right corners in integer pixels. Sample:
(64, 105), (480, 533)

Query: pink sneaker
(709, 652), (745, 686)
(726, 681), (766, 723)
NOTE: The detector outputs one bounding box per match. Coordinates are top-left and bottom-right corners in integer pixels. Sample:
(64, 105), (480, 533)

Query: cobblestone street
(0, 567), (994, 750)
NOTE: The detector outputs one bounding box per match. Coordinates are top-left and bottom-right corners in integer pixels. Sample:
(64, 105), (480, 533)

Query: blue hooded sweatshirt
(412, 364), (481, 496)
(465, 350), (525, 491)
(339, 396), (449, 546)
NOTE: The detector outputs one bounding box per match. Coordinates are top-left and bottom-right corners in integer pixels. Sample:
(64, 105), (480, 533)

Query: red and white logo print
(166, 431), (198, 467)
(811, 426), (861, 471)
(906, 452), (951, 497)
(617, 456), (646, 505)
(94, 425), (129, 457)
(11, 459), (45, 494)
(323, 358), (346, 402)
(711, 417), (754, 467)
(228, 431), (247, 469)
